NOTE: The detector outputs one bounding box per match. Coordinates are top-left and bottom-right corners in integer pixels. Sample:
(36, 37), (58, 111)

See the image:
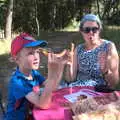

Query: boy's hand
(47, 52), (68, 82)
(40, 48), (69, 59)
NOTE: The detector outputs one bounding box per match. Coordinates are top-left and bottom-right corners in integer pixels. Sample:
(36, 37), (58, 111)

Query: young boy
(4, 33), (68, 120)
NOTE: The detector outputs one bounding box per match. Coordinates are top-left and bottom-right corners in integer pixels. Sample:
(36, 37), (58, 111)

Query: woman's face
(80, 21), (100, 45)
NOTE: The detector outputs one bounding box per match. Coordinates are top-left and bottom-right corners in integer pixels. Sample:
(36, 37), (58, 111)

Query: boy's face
(16, 47), (40, 72)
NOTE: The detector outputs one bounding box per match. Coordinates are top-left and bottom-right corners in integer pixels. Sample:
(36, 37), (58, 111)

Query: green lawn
(0, 26), (120, 88)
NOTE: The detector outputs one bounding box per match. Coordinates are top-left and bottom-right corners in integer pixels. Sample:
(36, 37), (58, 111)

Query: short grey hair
(79, 14), (102, 30)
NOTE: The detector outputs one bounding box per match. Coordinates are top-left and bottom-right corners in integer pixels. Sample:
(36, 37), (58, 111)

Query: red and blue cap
(11, 33), (47, 57)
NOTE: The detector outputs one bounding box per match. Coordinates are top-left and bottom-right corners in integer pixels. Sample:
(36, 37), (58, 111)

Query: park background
(0, 0), (120, 115)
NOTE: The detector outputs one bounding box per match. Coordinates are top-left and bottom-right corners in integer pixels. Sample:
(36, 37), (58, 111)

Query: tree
(0, 0), (6, 30)
(5, 0), (13, 40)
(7, 0), (119, 34)
(34, 0), (39, 36)
(94, 0), (120, 25)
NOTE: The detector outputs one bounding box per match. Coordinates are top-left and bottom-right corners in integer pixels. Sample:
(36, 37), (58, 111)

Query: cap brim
(24, 40), (47, 48)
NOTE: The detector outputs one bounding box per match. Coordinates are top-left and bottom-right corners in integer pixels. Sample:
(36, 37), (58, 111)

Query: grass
(0, 26), (120, 54)
(0, 26), (120, 83)
(0, 39), (11, 55)
(0, 26), (119, 71)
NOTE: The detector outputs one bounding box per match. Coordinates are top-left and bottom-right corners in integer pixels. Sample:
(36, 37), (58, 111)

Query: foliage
(94, 0), (120, 25)
(12, 0), (94, 33)
(0, 0), (7, 30)
(0, 0), (120, 34)
(13, 0), (35, 33)
(102, 26), (120, 51)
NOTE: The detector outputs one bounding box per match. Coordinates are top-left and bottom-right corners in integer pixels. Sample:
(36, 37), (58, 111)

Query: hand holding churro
(39, 48), (49, 57)
(71, 43), (75, 53)
(67, 42), (75, 65)
(39, 42), (75, 66)
(39, 48), (68, 58)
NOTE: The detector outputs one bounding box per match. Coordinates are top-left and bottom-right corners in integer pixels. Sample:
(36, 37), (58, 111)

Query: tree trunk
(5, 0), (13, 40)
(96, 0), (101, 19)
(34, 0), (40, 37)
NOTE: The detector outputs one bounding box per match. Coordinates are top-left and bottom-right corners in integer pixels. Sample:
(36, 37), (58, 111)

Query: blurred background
(0, 0), (120, 115)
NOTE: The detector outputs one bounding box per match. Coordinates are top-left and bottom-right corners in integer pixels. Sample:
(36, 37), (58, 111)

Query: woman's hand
(64, 43), (78, 82)
(98, 52), (108, 76)
(98, 43), (119, 87)
(67, 43), (75, 65)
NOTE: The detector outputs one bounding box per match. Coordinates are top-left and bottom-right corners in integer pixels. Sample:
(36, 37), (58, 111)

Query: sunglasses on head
(22, 36), (35, 41)
(81, 27), (99, 33)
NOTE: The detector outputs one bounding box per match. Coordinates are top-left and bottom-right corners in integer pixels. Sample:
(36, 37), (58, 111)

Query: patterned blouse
(68, 40), (112, 87)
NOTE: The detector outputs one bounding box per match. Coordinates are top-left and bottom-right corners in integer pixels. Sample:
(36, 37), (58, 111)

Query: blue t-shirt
(4, 67), (45, 120)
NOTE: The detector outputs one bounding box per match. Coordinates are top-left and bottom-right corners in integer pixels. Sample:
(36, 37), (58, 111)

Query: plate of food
(71, 92), (120, 120)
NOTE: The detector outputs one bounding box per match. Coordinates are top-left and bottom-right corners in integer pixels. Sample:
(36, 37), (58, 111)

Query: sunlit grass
(107, 26), (120, 30)
(0, 39), (11, 55)
(0, 26), (120, 55)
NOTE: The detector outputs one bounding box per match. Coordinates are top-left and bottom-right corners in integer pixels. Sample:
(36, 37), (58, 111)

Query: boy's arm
(25, 80), (54, 109)
(26, 52), (68, 109)
(26, 71), (63, 109)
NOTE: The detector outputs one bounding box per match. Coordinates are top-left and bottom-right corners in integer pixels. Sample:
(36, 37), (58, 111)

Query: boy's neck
(25, 74), (33, 80)
(19, 67), (33, 80)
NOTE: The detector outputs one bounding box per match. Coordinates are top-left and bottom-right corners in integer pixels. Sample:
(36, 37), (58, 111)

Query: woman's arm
(105, 42), (119, 88)
(65, 47), (78, 82)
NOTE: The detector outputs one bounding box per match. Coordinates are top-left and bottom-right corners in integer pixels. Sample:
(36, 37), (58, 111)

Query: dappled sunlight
(107, 26), (120, 30)
(0, 40), (11, 55)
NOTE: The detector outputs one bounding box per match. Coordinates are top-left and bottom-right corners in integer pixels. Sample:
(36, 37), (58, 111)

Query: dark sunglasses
(81, 27), (99, 33)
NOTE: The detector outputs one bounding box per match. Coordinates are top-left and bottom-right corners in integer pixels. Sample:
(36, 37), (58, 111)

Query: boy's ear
(9, 55), (20, 63)
(13, 55), (19, 62)
(14, 56), (17, 61)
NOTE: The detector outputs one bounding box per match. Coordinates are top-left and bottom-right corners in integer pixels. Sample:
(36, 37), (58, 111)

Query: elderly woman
(65, 14), (119, 88)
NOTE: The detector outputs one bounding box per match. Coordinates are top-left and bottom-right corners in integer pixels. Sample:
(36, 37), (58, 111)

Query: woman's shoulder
(100, 39), (114, 49)
(76, 43), (84, 51)
(102, 39), (113, 44)
(75, 43), (85, 54)
(103, 39), (117, 49)
(77, 43), (84, 48)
